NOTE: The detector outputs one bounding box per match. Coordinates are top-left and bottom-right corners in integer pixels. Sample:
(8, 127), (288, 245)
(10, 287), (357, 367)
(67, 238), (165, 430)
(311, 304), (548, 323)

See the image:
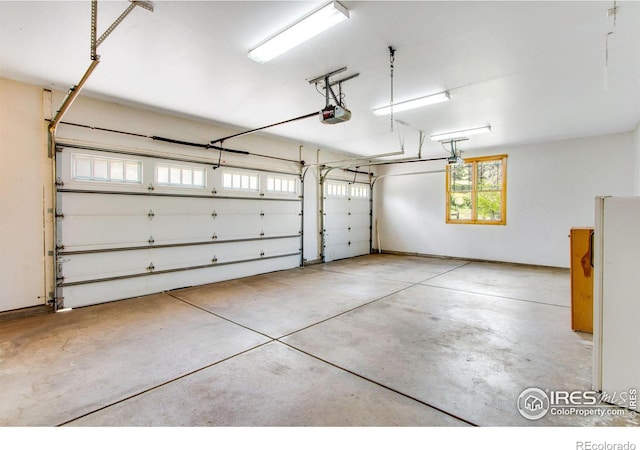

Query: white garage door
(56, 144), (301, 308)
(322, 180), (371, 262)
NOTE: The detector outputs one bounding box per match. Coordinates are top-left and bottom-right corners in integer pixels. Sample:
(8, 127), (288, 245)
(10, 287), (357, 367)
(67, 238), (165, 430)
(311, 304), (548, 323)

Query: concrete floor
(0, 254), (637, 427)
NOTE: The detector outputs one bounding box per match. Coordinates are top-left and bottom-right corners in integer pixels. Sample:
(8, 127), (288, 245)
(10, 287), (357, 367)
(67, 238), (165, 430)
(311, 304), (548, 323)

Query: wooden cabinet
(570, 227), (594, 333)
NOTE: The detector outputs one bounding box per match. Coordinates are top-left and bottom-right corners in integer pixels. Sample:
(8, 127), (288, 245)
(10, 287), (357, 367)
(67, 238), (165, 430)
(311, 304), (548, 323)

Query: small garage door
(56, 144), (301, 308)
(322, 180), (371, 262)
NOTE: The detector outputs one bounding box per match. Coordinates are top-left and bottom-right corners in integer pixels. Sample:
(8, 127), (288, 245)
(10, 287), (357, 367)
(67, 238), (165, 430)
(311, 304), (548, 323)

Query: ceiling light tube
(373, 91), (450, 116)
(248, 1), (349, 63)
(430, 126), (491, 141)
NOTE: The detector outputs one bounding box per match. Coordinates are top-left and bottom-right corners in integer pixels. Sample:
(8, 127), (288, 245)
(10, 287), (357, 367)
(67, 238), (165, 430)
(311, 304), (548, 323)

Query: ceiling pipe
(371, 169), (447, 187)
(314, 155), (448, 173)
(308, 117), (430, 170)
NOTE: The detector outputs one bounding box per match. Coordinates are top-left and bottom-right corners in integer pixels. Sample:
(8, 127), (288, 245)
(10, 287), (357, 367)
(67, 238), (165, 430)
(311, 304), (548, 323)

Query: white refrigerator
(593, 196), (640, 412)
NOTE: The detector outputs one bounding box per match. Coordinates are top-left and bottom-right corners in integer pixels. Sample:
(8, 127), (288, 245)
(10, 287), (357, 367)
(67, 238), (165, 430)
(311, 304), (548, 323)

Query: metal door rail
(58, 234), (301, 255)
(57, 188), (302, 202)
(56, 122), (303, 166)
(58, 252), (302, 287)
(323, 178), (370, 185)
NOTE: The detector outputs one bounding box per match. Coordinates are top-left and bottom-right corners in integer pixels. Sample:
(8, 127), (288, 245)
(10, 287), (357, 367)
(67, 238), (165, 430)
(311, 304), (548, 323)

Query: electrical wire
(396, 120), (406, 152)
(388, 46), (396, 133)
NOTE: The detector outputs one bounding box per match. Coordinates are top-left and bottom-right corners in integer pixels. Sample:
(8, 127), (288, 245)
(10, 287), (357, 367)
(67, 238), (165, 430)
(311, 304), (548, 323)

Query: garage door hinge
(55, 178), (64, 187)
(211, 255), (218, 264)
(260, 251), (265, 257)
(260, 231), (265, 237)
(348, 241), (351, 246)
(211, 211), (217, 219)
(211, 189), (217, 195)
(148, 209), (155, 219)
(298, 211), (303, 216)
(146, 263), (155, 272)
(148, 236), (155, 245)
(260, 211), (265, 217)
(148, 184), (155, 191)
(211, 233), (218, 240)
(55, 212), (65, 219)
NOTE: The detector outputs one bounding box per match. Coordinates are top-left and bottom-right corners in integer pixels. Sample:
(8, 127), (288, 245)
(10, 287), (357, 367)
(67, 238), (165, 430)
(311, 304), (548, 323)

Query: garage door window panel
(156, 164), (206, 188)
(267, 175), (298, 195)
(223, 171), (259, 192)
(72, 154), (142, 184)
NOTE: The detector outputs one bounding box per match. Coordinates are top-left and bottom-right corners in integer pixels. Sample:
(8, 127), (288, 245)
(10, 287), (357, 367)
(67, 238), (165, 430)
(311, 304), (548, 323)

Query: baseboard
(303, 258), (323, 266)
(375, 249), (569, 271)
(0, 304), (54, 324)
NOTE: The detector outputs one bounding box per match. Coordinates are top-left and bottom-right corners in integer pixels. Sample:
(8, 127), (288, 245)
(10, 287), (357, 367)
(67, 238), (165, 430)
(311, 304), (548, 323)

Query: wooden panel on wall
(570, 227), (594, 333)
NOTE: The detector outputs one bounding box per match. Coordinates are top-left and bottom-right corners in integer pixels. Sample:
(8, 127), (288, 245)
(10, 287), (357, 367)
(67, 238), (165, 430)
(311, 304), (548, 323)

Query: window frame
(221, 169), (260, 193)
(325, 181), (348, 198)
(266, 174), (299, 195)
(155, 163), (206, 189)
(446, 154), (507, 225)
(349, 183), (369, 199)
(71, 153), (142, 185)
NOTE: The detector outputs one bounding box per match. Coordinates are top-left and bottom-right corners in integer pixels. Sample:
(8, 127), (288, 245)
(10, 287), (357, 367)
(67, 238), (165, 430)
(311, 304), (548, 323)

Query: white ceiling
(1, 1), (639, 157)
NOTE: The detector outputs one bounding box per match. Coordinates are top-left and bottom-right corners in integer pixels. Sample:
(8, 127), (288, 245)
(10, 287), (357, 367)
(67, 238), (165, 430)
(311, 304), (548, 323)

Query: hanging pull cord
(389, 46), (396, 133)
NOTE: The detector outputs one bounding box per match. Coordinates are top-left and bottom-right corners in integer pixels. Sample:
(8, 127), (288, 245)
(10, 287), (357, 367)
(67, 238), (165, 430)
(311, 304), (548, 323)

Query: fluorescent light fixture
(430, 126), (491, 141)
(372, 91), (450, 116)
(248, 1), (349, 63)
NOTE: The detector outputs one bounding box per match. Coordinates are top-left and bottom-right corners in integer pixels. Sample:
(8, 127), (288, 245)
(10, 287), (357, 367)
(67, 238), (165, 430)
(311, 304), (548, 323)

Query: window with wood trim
(446, 154), (507, 225)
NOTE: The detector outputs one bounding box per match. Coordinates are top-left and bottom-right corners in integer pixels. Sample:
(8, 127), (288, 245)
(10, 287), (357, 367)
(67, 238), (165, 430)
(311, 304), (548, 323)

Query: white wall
(634, 122), (640, 195)
(0, 78), (51, 311)
(375, 132), (636, 268)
